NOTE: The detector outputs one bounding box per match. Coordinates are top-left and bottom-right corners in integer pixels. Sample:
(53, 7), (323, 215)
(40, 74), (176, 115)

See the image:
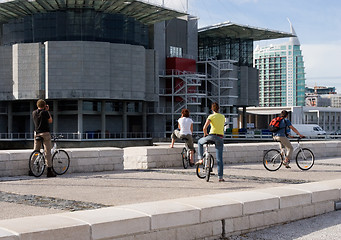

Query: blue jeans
(197, 135), (224, 178)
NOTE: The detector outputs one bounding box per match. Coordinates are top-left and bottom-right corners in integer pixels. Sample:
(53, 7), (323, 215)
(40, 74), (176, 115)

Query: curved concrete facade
(1, 41), (158, 101)
(45, 41), (157, 101)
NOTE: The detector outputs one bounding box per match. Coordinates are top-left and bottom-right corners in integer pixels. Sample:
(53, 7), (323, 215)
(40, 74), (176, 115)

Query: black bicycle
(180, 137), (195, 169)
(196, 141), (215, 182)
(29, 135), (70, 177)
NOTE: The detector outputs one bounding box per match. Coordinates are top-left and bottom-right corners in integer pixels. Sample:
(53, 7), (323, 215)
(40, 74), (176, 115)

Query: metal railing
(1, 132), (340, 141)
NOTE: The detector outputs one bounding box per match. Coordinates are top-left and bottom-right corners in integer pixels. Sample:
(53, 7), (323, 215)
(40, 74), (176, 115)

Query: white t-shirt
(178, 117), (193, 135)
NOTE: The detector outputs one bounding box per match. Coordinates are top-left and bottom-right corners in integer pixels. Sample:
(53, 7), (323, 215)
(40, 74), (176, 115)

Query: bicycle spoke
(296, 148), (314, 170)
(29, 151), (45, 177)
(52, 150), (70, 175)
(263, 149), (282, 171)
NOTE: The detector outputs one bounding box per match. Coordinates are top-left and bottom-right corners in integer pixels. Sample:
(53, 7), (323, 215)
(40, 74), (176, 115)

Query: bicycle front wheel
(296, 148), (314, 170)
(181, 147), (189, 169)
(205, 154), (213, 182)
(263, 149), (283, 171)
(196, 153), (206, 179)
(29, 150), (45, 177)
(52, 150), (70, 175)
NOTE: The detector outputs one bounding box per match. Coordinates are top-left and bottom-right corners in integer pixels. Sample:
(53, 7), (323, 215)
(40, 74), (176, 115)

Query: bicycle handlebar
(52, 134), (64, 141)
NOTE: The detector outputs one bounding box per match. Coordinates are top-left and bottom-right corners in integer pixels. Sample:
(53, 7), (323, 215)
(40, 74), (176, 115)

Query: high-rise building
(254, 21), (305, 107)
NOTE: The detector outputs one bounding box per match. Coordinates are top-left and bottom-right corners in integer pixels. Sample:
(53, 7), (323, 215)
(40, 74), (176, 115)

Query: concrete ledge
(1, 141), (341, 177)
(125, 141), (341, 169)
(0, 179), (340, 239)
(0, 147), (123, 177)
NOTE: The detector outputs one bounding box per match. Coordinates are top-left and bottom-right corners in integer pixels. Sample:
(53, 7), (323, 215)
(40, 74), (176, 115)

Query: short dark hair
(211, 102), (219, 112)
(280, 110), (288, 118)
(37, 99), (46, 109)
(181, 109), (190, 118)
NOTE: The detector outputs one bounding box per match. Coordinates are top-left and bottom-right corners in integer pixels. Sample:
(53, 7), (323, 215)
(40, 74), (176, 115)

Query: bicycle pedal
(210, 172), (215, 175)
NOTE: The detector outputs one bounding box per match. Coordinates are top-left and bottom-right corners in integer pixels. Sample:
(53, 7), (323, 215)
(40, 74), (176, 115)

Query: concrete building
(317, 94), (341, 108)
(0, 0), (184, 139)
(254, 21), (305, 107)
(0, 0), (293, 139)
(305, 86), (337, 107)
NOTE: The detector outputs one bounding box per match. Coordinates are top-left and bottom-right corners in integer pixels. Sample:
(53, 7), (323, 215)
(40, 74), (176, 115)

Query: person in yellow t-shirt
(196, 102), (225, 182)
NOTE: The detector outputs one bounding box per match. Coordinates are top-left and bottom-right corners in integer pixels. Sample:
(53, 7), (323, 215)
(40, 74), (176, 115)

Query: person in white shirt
(170, 109), (195, 165)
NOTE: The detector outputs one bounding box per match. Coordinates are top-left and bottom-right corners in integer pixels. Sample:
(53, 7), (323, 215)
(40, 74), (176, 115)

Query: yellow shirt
(208, 113), (225, 135)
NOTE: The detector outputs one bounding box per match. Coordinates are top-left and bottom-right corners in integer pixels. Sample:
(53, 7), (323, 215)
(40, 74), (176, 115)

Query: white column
(101, 100), (106, 138)
(78, 100), (83, 139)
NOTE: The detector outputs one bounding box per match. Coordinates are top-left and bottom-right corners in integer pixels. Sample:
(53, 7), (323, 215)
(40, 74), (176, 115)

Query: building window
(83, 101), (101, 112)
(170, 46), (183, 58)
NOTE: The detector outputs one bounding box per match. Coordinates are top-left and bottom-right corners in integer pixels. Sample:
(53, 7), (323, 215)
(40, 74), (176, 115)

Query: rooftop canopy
(0, 0), (186, 25)
(198, 21), (295, 41)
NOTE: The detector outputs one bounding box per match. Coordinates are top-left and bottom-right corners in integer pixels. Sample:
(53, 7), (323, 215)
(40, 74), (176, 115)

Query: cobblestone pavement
(0, 156), (341, 220)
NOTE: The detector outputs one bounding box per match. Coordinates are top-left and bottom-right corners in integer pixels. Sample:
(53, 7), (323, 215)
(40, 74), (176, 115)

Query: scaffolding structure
(159, 58), (240, 135)
(159, 69), (206, 134)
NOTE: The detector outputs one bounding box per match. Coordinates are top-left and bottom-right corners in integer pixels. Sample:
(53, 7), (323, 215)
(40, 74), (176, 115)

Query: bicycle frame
(278, 138), (303, 158)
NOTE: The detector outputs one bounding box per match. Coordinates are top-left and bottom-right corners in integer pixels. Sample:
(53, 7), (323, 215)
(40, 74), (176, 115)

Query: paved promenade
(229, 210), (341, 240)
(1, 156), (341, 221)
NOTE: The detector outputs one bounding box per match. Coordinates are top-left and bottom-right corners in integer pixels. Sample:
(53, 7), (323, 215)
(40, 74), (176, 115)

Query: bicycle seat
(206, 140), (215, 145)
(181, 137), (189, 141)
(35, 136), (44, 142)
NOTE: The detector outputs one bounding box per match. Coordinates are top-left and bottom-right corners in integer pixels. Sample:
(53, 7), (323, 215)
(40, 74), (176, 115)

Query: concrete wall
(109, 43), (146, 100)
(42, 41), (157, 101)
(145, 50), (158, 101)
(0, 147), (123, 177)
(0, 179), (340, 239)
(0, 46), (12, 100)
(1, 141), (339, 176)
(45, 41), (110, 99)
(13, 43), (42, 99)
(124, 141), (341, 169)
(187, 16), (198, 60)
(166, 18), (188, 57)
(238, 66), (259, 106)
(153, 21), (166, 72)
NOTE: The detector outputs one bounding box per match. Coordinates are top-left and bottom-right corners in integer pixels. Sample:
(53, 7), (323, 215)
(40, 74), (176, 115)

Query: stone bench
(1, 141), (340, 176)
(0, 179), (340, 239)
(124, 141), (341, 169)
(0, 147), (123, 177)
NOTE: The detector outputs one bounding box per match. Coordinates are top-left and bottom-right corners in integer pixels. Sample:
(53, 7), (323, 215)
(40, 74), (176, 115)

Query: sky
(146, 0), (341, 92)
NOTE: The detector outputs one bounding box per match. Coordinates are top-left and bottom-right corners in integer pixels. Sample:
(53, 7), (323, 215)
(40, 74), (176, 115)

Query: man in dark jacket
(32, 99), (56, 177)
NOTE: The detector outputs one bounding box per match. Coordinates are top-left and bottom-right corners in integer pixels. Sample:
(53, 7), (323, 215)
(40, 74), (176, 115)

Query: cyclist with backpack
(270, 110), (304, 168)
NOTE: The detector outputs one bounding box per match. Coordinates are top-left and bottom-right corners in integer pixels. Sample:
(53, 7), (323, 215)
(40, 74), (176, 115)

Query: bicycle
(180, 137), (195, 169)
(263, 137), (315, 171)
(29, 135), (70, 177)
(196, 140), (215, 182)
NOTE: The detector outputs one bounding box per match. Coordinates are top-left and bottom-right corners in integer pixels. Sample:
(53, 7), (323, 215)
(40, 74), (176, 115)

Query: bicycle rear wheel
(263, 149), (283, 171)
(205, 154), (213, 182)
(196, 153), (206, 179)
(181, 147), (189, 169)
(296, 148), (314, 170)
(29, 150), (45, 177)
(52, 150), (70, 175)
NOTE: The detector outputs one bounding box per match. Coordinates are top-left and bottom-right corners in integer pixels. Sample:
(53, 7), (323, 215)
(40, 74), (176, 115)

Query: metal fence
(0, 132), (340, 140)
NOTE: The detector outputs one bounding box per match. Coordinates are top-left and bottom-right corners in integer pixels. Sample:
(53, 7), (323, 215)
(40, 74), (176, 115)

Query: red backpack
(268, 117), (283, 132)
